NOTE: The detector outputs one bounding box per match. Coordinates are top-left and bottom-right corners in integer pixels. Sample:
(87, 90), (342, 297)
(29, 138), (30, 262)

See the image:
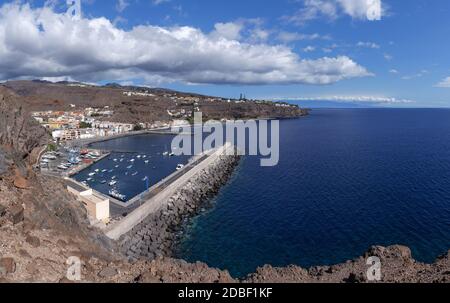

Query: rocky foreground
(0, 86), (449, 283)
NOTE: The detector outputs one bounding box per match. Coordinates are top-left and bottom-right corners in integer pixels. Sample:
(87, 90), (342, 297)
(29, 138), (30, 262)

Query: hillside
(2, 81), (307, 124)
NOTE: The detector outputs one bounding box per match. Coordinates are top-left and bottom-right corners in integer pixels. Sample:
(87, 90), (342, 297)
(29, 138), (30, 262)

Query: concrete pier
(105, 143), (235, 241)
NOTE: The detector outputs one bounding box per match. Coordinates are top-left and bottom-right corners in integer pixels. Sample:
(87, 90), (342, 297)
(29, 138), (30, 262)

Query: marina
(71, 133), (192, 207)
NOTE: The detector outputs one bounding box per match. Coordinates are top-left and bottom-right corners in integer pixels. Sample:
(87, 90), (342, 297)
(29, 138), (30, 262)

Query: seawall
(116, 146), (240, 261)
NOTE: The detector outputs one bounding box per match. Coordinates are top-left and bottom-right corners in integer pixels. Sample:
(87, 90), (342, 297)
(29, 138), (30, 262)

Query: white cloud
(0, 3), (371, 85)
(303, 46), (316, 52)
(402, 70), (428, 80)
(286, 0), (384, 24)
(153, 0), (171, 5)
(435, 77), (450, 88)
(211, 22), (244, 40)
(276, 31), (331, 43)
(278, 96), (414, 104)
(357, 41), (380, 49)
(389, 69), (398, 74)
(116, 0), (130, 13)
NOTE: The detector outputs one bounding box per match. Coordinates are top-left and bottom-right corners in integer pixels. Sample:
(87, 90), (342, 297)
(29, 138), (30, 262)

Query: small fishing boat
(100, 180), (107, 184)
(109, 189), (127, 202)
(109, 180), (117, 186)
(111, 176), (117, 180)
(108, 169), (114, 173)
(86, 178), (93, 181)
(101, 169), (108, 173)
(144, 160), (149, 164)
(132, 171), (138, 176)
(142, 176), (149, 182)
(115, 165), (119, 168)
(88, 172), (96, 177)
(176, 164), (185, 171)
(94, 169), (100, 173)
(162, 151), (169, 156)
(130, 159), (135, 163)
(127, 165), (133, 169)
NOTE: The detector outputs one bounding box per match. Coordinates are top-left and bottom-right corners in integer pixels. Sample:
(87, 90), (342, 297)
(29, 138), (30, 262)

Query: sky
(1, 0), (450, 107)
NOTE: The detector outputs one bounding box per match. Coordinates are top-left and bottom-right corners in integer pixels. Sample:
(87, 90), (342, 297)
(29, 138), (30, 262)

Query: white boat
(109, 189), (127, 202)
(113, 159), (118, 162)
(101, 169), (108, 173)
(109, 180), (117, 186)
(142, 176), (149, 181)
(42, 154), (57, 160)
(176, 164), (185, 171)
(57, 165), (68, 170)
(95, 169), (100, 172)
(126, 165), (133, 169)
(169, 153), (175, 157)
(87, 178), (93, 181)
(88, 172), (96, 177)
(111, 176), (117, 180)
(132, 172), (138, 176)
(100, 180), (107, 184)
(162, 151), (169, 156)
(137, 155), (141, 159)
(144, 160), (149, 164)
(130, 159), (135, 162)
(115, 165), (119, 168)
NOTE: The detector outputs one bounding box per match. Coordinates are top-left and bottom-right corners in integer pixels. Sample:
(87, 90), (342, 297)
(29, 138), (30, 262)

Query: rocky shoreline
(118, 152), (241, 262)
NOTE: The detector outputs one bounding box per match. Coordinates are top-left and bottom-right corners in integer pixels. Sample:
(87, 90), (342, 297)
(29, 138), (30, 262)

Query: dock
(104, 143), (234, 240)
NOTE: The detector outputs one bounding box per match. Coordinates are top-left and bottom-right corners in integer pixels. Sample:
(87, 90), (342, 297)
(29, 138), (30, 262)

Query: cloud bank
(275, 96), (414, 104)
(286, 0), (385, 24)
(0, 3), (371, 85)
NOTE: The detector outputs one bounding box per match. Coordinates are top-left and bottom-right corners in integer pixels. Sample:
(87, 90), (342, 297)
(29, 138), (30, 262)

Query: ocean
(75, 109), (450, 278)
(176, 109), (450, 277)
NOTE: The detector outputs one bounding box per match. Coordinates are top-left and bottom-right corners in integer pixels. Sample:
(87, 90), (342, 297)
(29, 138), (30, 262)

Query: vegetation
(79, 121), (92, 129)
(47, 143), (57, 152)
(133, 124), (144, 131)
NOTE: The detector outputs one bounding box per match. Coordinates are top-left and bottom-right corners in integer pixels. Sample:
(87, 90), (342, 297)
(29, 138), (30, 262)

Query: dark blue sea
(73, 109), (450, 278)
(175, 109), (450, 277)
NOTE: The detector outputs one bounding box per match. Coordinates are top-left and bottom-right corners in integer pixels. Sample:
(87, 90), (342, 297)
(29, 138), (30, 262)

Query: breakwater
(117, 148), (240, 261)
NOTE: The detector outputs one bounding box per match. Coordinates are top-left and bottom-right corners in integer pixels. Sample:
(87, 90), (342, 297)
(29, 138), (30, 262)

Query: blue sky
(1, 0), (450, 107)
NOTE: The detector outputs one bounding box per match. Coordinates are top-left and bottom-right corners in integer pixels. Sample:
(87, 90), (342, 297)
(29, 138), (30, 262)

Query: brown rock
(0, 204), (6, 217)
(19, 249), (32, 258)
(8, 205), (24, 225)
(0, 258), (16, 274)
(26, 235), (41, 248)
(14, 175), (29, 189)
(98, 267), (118, 278)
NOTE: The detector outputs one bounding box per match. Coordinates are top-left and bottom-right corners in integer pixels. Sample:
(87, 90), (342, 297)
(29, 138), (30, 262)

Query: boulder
(0, 258), (16, 274)
(13, 175), (29, 189)
(98, 267), (118, 278)
(0, 204), (6, 217)
(9, 205), (24, 225)
(26, 235), (41, 248)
